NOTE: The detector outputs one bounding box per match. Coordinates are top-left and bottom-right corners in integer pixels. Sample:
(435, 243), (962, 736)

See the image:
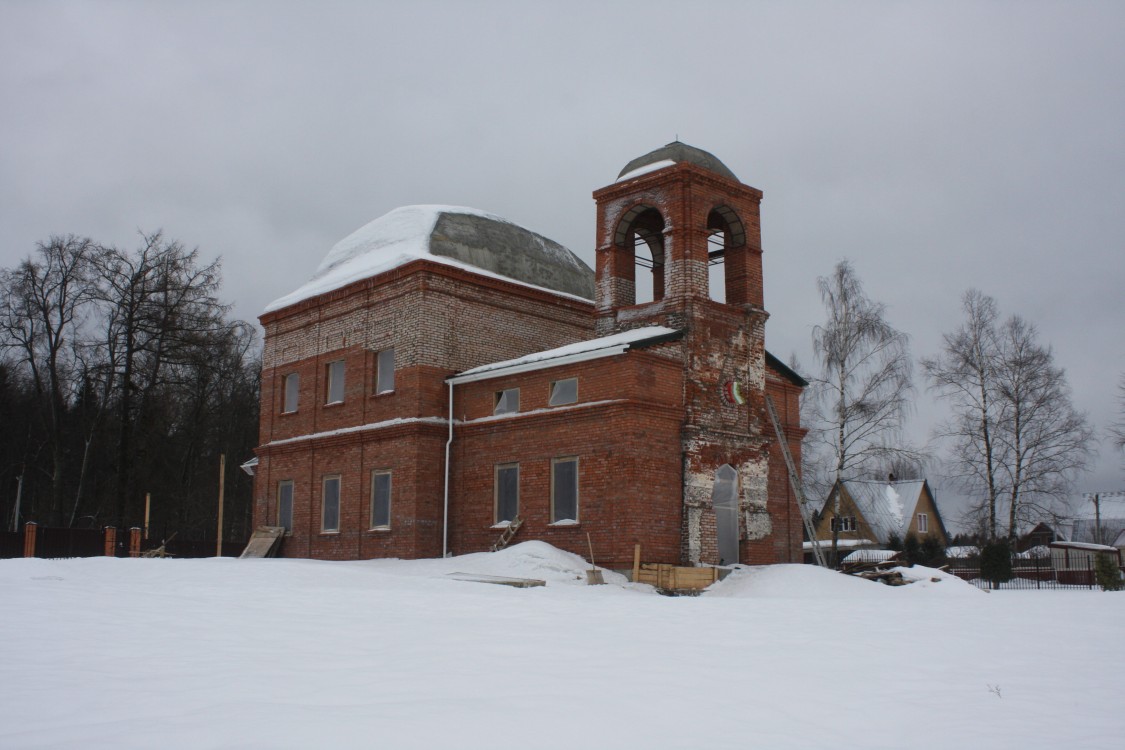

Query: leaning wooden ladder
(491, 516), (523, 552)
(764, 394), (828, 568)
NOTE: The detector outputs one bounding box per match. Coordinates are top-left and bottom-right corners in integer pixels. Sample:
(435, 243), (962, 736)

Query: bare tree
(92, 231), (229, 527)
(1109, 373), (1125, 456)
(0, 237), (98, 525)
(806, 260), (915, 564)
(922, 290), (1007, 540)
(994, 315), (1094, 540)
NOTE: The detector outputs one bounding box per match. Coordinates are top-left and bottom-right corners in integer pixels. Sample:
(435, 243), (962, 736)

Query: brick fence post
(23, 521), (37, 558)
(129, 527), (141, 558)
(104, 527), (117, 557)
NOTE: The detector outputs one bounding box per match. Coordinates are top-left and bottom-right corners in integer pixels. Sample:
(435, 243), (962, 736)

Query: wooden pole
(633, 543), (642, 583)
(216, 455), (226, 557)
(144, 493), (151, 540)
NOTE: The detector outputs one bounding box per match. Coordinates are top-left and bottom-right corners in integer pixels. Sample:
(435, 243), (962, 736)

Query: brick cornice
(261, 258), (594, 325)
(593, 161), (763, 203)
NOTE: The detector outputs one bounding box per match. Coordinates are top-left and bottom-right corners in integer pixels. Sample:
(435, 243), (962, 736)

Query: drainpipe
(443, 380), (454, 558)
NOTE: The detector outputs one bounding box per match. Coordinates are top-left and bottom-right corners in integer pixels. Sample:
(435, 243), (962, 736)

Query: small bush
(980, 540), (1013, 587)
(1094, 553), (1124, 592)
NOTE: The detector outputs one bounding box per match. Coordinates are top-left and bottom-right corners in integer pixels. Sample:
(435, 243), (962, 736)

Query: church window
(322, 475), (341, 532)
(370, 470), (391, 529)
(551, 457), (578, 523)
(495, 463), (519, 524)
(375, 348), (395, 394)
(494, 388), (520, 415)
(326, 360), (345, 404)
(549, 378), (577, 406)
(282, 373), (299, 413)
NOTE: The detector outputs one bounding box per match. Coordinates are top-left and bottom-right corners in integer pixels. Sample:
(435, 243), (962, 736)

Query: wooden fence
(0, 523), (246, 560)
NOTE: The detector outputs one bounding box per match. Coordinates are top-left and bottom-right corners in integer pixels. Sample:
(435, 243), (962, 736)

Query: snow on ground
(2, 542), (1122, 749)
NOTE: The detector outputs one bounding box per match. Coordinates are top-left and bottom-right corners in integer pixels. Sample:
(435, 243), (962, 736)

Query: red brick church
(250, 143), (807, 569)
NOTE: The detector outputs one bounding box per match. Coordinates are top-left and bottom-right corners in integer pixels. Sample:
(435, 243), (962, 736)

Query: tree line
(0, 233), (260, 539)
(802, 260), (1112, 548)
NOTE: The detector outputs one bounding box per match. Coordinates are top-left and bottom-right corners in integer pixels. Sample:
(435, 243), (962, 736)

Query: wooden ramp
(239, 526), (286, 559)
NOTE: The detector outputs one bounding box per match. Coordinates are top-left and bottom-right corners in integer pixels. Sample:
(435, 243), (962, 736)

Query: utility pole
(216, 455), (226, 557)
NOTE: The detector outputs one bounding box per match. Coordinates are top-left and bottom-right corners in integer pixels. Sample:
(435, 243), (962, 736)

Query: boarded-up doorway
(713, 465), (739, 565)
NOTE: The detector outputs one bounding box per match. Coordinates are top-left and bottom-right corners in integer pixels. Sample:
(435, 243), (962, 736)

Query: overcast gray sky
(2, 1), (1122, 519)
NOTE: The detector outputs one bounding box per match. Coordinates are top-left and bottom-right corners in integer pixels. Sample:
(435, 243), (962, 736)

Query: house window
(326, 360), (345, 404)
(917, 513), (929, 534)
(375, 348), (395, 394)
(495, 463), (519, 523)
(370, 470), (391, 529)
(278, 480), (294, 532)
(322, 475), (341, 532)
(494, 388), (520, 415)
(549, 378), (577, 406)
(282, 373), (299, 413)
(832, 516), (856, 532)
(551, 457), (578, 523)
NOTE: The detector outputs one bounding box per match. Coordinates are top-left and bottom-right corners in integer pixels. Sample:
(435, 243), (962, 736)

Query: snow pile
(368, 540), (631, 587)
(616, 158), (676, 182)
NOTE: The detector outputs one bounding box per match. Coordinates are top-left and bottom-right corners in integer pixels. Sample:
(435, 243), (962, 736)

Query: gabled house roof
(825, 479), (948, 545)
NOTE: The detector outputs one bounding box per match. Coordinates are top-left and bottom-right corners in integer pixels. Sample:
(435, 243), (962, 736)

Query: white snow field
(2, 541), (1122, 750)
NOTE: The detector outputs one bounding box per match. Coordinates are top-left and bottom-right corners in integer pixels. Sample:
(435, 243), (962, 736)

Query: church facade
(251, 143), (807, 570)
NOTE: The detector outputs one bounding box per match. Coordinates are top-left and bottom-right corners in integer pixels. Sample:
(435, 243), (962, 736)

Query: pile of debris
(840, 555), (946, 587)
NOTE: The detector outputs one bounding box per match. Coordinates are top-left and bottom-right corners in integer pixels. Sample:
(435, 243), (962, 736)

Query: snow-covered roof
(802, 538), (877, 551)
(837, 480), (930, 545)
(265, 205), (595, 313)
(1049, 541), (1120, 553)
(447, 326), (681, 384)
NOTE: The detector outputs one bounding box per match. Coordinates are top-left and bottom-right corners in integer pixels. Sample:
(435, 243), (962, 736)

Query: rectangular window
(551, 457), (578, 523)
(917, 513), (929, 534)
(495, 463), (519, 523)
(494, 388), (520, 415)
(278, 480), (294, 532)
(375, 348), (395, 394)
(326, 360), (345, 404)
(282, 373), (299, 413)
(832, 516), (856, 532)
(549, 378), (577, 406)
(322, 475), (341, 532)
(370, 470), (391, 529)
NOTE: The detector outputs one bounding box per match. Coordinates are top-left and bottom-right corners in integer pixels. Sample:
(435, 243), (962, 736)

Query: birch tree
(922, 290), (1006, 540)
(994, 315), (1093, 540)
(807, 260), (915, 563)
(925, 293), (1094, 541)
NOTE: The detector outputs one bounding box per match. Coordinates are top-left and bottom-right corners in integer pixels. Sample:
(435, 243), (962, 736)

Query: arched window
(706, 206), (746, 304)
(614, 205), (665, 305)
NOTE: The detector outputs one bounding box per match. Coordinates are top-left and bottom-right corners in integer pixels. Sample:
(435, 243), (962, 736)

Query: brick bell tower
(593, 142), (775, 565)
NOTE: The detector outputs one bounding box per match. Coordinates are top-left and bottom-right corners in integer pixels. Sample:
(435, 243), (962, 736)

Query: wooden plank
(633, 544), (642, 583)
(446, 573), (546, 588)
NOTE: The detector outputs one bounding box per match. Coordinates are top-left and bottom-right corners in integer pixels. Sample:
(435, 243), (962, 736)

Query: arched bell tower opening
(614, 204), (666, 305)
(706, 205), (748, 305)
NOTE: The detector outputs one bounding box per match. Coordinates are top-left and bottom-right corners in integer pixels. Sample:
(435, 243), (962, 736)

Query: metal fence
(947, 554), (1099, 590)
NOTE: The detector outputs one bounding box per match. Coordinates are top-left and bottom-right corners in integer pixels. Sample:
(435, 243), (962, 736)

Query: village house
(249, 143), (808, 570)
(810, 478), (950, 558)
